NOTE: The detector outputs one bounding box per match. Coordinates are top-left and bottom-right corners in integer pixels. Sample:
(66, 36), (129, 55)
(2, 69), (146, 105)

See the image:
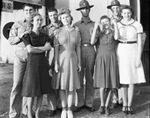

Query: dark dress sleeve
(22, 33), (31, 46)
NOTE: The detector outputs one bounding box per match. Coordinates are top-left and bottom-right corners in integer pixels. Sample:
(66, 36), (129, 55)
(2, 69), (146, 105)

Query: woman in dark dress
(22, 13), (52, 118)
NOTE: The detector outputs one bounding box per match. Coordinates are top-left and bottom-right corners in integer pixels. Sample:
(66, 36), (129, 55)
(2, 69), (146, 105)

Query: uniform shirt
(74, 18), (99, 45)
(43, 22), (62, 47)
(111, 15), (122, 30)
(8, 18), (32, 47)
(43, 22), (62, 68)
(111, 15), (122, 22)
(118, 19), (143, 42)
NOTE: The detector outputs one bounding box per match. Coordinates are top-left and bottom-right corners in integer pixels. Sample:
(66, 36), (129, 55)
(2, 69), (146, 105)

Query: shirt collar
(112, 15), (122, 21)
(22, 18), (33, 23)
(80, 17), (92, 24)
(120, 18), (135, 26)
(49, 22), (62, 28)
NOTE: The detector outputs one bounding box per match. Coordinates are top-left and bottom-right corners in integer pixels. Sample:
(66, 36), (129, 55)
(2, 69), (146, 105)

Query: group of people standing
(8, 0), (146, 118)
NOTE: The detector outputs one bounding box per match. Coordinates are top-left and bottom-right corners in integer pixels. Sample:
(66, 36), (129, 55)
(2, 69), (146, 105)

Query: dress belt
(118, 41), (137, 44)
(81, 43), (93, 47)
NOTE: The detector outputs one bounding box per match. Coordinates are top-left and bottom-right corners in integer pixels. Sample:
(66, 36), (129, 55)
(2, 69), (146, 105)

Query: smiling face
(111, 6), (120, 16)
(23, 5), (34, 19)
(48, 11), (58, 23)
(33, 14), (43, 29)
(60, 13), (72, 26)
(101, 18), (111, 30)
(121, 8), (132, 21)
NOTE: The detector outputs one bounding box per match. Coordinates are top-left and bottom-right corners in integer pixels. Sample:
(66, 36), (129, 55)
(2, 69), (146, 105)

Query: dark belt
(81, 43), (93, 47)
(118, 41), (137, 44)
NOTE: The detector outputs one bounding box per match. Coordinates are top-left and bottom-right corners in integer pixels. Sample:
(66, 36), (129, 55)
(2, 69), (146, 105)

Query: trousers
(76, 46), (96, 107)
(9, 49), (28, 118)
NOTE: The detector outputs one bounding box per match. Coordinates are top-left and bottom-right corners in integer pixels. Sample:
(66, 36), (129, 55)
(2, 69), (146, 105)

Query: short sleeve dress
(22, 31), (52, 97)
(54, 26), (81, 91)
(117, 19), (146, 84)
(94, 30), (119, 88)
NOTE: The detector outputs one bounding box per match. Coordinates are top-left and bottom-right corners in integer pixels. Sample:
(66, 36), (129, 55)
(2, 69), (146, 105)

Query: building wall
(0, 4), (44, 63)
(1, 11), (20, 63)
(0, 0), (130, 63)
(55, 0), (69, 9)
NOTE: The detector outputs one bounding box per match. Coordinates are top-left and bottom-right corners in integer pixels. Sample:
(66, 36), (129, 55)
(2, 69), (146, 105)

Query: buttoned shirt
(111, 15), (122, 22)
(111, 15), (122, 30)
(43, 22), (62, 47)
(8, 18), (32, 48)
(74, 18), (99, 45)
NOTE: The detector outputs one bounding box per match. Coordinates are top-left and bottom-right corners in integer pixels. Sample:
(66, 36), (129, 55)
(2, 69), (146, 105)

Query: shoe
(32, 114), (36, 118)
(128, 106), (134, 115)
(117, 102), (123, 107)
(105, 107), (110, 116)
(122, 106), (128, 115)
(48, 110), (56, 117)
(61, 109), (67, 118)
(57, 107), (62, 111)
(111, 102), (122, 108)
(99, 106), (105, 114)
(20, 114), (27, 118)
(74, 106), (84, 112)
(111, 103), (117, 108)
(85, 106), (95, 112)
(67, 110), (73, 118)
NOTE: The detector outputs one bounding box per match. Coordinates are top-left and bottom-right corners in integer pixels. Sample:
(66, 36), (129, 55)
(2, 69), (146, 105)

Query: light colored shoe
(67, 110), (73, 118)
(61, 109), (67, 118)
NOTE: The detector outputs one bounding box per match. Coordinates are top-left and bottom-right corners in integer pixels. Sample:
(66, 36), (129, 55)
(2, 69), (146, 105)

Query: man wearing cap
(107, 0), (123, 108)
(107, 0), (122, 22)
(73, 0), (99, 112)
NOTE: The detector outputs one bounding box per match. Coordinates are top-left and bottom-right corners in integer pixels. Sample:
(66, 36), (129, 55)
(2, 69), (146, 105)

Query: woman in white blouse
(117, 5), (146, 115)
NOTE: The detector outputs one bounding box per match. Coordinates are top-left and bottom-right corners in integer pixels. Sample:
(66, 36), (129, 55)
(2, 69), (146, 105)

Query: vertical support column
(137, 0), (140, 22)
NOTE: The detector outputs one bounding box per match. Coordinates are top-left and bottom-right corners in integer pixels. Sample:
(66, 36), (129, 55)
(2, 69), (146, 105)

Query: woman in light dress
(54, 8), (81, 118)
(117, 5), (146, 115)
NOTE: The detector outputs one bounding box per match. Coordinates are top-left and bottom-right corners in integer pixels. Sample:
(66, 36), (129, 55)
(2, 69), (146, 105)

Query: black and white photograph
(0, 0), (149, 118)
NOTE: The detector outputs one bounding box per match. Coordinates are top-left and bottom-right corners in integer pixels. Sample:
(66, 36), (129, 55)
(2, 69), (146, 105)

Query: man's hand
(49, 69), (53, 77)
(77, 64), (81, 72)
(55, 63), (59, 73)
(19, 31), (29, 39)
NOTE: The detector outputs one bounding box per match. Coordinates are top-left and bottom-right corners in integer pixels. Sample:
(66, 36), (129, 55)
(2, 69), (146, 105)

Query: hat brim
(107, 5), (120, 9)
(76, 5), (94, 11)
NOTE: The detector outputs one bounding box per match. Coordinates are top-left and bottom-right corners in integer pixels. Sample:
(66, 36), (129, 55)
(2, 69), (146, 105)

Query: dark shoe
(105, 107), (110, 116)
(32, 114), (36, 118)
(122, 106), (128, 115)
(57, 107), (62, 111)
(48, 110), (56, 117)
(85, 106), (95, 112)
(111, 103), (118, 108)
(111, 102), (122, 109)
(128, 106), (134, 115)
(99, 106), (105, 114)
(20, 114), (27, 118)
(117, 102), (123, 107)
(74, 106), (84, 112)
